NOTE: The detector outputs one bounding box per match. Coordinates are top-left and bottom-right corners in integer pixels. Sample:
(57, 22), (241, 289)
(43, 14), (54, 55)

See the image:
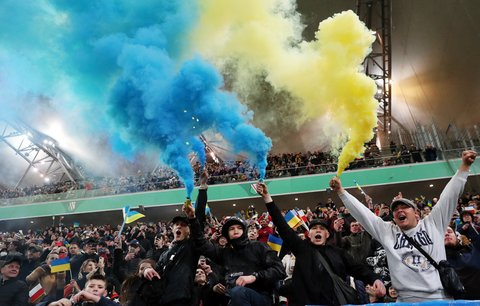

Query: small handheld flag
(353, 179), (368, 197)
(29, 283), (46, 304)
(294, 209), (310, 231)
(267, 234), (283, 254)
(284, 210), (302, 229)
(123, 206), (145, 224)
(50, 257), (71, 273)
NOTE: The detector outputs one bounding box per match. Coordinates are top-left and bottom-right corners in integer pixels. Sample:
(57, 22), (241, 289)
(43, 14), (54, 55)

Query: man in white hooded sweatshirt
(330, 150), (476, 302)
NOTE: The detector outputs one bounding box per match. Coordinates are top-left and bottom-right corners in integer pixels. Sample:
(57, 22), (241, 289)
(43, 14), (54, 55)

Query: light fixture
(175, 208), (179, 212)
(232, 203), (236, 207)
(294, 198), (298, 201)
(429, 184), (434, 188)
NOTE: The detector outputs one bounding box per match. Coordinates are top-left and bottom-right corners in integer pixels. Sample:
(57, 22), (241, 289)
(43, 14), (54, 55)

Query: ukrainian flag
(284, 210), (301, 229)
(123, 206), (145, 224)
(50, 257), (71, 273)
(267, 234), (283, 254)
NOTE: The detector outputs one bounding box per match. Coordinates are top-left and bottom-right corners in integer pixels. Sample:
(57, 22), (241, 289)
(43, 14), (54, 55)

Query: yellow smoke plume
(190, 1), (377, 176)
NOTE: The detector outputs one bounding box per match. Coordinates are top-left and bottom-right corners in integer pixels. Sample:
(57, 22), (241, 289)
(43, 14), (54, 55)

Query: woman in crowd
(74, 258), (105, 290)
(119, 258), (156, 306)
(444, 226), (480, 300)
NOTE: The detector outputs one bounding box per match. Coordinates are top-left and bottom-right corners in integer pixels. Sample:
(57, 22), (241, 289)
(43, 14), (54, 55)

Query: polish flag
(29, 283), (45, 304)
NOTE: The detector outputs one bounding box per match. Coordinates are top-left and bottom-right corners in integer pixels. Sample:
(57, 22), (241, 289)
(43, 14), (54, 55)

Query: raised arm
(428, 150), (476, 230)
(195, 171), (209, 228)
(329, 177), (388, 242)
(184, 199), (221, 261)
(255, 182), (303, 251)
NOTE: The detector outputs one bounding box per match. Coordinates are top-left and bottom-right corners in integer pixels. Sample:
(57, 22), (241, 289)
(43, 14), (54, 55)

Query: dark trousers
(229, 286), (271, 306)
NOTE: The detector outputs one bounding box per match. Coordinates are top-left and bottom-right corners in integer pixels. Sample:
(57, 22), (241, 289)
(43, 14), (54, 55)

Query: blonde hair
(78, 259), (97, 280)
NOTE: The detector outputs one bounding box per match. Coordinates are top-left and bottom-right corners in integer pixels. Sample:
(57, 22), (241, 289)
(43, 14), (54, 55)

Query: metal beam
(357, 0), (392, 144)
(0, 119), (83, 188)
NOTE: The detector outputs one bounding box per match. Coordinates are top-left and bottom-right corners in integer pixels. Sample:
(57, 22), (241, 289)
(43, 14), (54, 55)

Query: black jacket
(191, 188), (285, 296)
(18, 258), (41, 282)
(446, 234), (480, 300)
(189, 218), (286, 296)
(266, 201), (381, 306)
(0, 277), (28, 306)
(154, 238), (199, 305)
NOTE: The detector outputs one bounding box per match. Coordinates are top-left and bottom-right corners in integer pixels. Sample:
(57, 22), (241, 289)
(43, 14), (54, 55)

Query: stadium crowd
(0, 150), (478, 306)
(1, 143), (437, 201)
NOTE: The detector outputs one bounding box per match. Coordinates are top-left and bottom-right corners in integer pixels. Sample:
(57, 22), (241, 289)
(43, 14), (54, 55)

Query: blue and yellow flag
(267, 234), (283, 254)
(123, 206), (145, 224)
(50, 257), (71, 273)
(284, 210), (301, 229)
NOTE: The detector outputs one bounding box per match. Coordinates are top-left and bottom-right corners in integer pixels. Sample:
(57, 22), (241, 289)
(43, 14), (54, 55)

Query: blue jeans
(229, 286), (272, 306)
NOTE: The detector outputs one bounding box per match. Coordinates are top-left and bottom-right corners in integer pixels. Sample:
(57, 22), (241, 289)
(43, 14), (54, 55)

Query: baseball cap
(171, 216), (189, 225)
(309, 219), (329, 230)
(391, 198), (418, 211)
(27, 245), (42, 253)
(128, 239), (140, 246)
(0, 254), (22, 268)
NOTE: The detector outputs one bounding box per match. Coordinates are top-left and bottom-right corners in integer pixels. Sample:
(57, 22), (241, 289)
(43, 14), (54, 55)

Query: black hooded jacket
(189, 216), (285, 296)
(189, 188), (285, 296)
(266, 201), (381, 306)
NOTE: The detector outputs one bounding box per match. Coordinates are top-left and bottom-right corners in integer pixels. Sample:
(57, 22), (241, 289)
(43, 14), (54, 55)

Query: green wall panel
(1, 158), (477, 220)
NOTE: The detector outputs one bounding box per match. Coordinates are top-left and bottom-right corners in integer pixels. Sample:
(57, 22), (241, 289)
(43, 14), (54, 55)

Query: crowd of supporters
(0, 143), (438, 201)
(1, 155), (479, 305)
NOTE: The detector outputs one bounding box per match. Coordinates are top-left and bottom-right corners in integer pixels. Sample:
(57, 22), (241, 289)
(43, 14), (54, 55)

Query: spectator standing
(18, 245), (42, 282)
(424, 144), (438, 161)
(185, 202), (286, 306)
(331, 150), (477, 302)
(444, 226), (480, 300)
(0, 255), (28, 306)
(257, 215), (273, 243)
(256, 183), (385, 306)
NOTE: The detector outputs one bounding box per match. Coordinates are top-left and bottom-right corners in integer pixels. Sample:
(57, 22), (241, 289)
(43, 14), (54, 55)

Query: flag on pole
(29, 283), (45, 304)
(123, 206), (145, 224)
(294, 209), (309, 231)
(296, 209), (308, 224)
(284, 211), (302, 229)
(50, 257), (71, 273)
(353, 179), (365, 194)
(267, 234), (283, 254)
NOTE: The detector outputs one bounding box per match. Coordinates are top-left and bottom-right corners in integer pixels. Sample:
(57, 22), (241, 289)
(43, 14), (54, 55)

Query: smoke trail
(60, 1), (271, 188)
(191, 137), (206, 167)
(103, 27), (271, 196)
(0, 1), (272, 194)
(191, 2), (377, 175)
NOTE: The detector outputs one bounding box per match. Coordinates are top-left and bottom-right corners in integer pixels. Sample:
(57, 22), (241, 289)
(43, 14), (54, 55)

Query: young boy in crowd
(40, 274), (119, 306)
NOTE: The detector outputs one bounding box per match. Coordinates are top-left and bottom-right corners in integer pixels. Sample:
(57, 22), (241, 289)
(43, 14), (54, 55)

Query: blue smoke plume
(0, 1), (272, 197)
